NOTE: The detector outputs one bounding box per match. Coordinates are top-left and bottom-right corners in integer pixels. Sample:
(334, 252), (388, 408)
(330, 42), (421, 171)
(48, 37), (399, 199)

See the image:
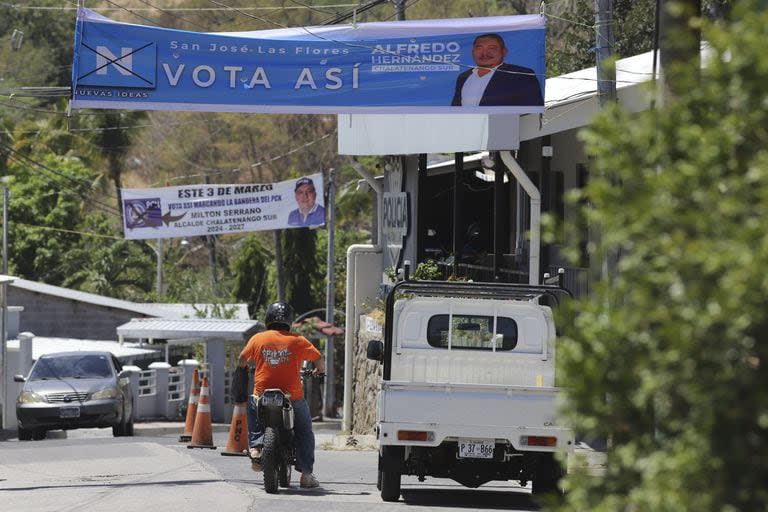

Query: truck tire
(380, 470), (401, 502)
(380, 446), (403, 502)
(532, 453), (564, 496)
(262, 427), (279, 494)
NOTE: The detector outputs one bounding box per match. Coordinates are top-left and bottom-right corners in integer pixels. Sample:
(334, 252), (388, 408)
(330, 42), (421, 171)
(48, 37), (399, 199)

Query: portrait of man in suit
(451, 33), (543, 107)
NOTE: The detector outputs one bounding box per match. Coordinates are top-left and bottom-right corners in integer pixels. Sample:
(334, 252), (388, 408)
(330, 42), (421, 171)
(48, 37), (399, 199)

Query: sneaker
(249, 447), (262, 472)
(299, 473), (320, 488)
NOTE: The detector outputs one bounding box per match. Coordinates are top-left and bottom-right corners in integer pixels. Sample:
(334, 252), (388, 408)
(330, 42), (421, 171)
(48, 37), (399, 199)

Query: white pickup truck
(366, 279), (574, 502)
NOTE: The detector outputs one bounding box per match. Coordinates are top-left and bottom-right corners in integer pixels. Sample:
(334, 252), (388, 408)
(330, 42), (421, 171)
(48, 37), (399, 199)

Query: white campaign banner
(121, 173), (324, 240)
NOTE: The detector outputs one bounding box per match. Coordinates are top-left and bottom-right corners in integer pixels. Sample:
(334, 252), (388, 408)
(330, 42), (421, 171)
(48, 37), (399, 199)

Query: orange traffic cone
(179, 368), (200, 442)
(187, 377), (216, 450)
(220, 402), (249, 456)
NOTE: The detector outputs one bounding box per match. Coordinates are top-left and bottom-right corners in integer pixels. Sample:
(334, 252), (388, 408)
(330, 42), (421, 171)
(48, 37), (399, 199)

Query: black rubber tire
(376, 470), (382, 491)
(112, 423), (122, 437)
(262, 427), (279, 494)
(380, 445), (403, 501)
(124, 407), (134, 437)
(278, 457), (291, 488)
(32, 429), (47, 441)
(18, 427), (34, 441)
(380, 470), (401, 502)
(532, 453), (564, 496)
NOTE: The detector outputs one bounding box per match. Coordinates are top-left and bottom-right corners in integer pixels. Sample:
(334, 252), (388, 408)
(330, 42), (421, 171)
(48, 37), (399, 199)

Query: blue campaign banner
(71, 8), (545, 115)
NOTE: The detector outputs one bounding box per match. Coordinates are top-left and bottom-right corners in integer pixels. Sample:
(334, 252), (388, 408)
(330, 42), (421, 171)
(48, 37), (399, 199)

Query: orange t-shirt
(241, 330), (320, 400)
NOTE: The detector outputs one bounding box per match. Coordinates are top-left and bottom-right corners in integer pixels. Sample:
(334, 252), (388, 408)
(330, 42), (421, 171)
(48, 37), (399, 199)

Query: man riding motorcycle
(238, 301), (326, 489)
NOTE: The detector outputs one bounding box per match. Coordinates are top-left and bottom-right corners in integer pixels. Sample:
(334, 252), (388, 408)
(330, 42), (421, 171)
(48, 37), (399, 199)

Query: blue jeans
(247, 395), (315, 475)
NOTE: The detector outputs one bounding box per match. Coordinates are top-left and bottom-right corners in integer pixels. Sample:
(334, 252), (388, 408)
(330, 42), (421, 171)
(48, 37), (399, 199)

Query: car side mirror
(366, 340), (384, 363)
(13, 375), (26, 382)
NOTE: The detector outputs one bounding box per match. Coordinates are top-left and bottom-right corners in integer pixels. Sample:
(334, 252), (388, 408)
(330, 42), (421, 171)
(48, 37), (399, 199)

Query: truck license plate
(458, 438), (494, 459)
(59, 406), (80, 419)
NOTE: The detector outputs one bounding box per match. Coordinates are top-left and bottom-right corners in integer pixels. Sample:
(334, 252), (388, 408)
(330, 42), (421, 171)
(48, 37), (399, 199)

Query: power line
(157, 129), (337, 185)
(2, 143), (122, 217)
(14, 222), (125, 241)
(132, 0), (210, 31)
(2, 2), (360, 11)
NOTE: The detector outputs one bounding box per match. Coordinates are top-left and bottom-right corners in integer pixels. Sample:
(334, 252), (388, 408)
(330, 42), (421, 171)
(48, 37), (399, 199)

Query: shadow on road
(401, 487), (540, 510)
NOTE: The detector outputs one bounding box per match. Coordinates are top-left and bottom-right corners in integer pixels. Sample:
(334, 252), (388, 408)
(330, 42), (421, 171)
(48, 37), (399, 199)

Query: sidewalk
(1, 417), (377, 449)
(133, 417), (378, 450)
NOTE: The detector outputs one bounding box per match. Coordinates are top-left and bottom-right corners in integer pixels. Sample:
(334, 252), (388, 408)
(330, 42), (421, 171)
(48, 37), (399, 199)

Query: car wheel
(124, 414), (134, 436)
(18, 427), (34, 441)
(112, 423), (122, 437)
(32, 429), (47, 441)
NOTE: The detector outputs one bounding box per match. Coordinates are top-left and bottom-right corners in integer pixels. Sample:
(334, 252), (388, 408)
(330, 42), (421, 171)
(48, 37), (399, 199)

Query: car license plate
(458, 438), (494, 459)
(59, 406), (80, 419)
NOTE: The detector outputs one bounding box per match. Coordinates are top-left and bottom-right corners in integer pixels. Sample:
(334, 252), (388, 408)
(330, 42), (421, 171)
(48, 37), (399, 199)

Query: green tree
(231, 233), (273, 317)
(282, 227), (323, 316)
(61, 215), (154, 300)
(555, 3), (768, 510)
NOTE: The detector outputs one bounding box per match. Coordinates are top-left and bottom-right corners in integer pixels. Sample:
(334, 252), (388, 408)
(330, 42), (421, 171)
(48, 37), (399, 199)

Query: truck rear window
(426, 315), (517, 350)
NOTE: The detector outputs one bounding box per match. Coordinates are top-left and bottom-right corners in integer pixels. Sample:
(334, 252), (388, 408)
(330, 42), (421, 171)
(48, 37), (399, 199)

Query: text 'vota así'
(161, 64), (361, 90)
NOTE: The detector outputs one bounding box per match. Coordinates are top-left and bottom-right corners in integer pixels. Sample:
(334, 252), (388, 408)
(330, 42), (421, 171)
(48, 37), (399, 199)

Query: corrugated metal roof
(117, 317), (264, 341)
(137, 303), (251, 320)
(7, 337), (160, 361)
(10, 278), (164, 317)
(9, 277), (251, 320)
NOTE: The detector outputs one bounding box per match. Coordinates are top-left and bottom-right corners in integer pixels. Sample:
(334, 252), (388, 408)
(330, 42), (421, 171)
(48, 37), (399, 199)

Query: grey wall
(8, 287), (150, 340)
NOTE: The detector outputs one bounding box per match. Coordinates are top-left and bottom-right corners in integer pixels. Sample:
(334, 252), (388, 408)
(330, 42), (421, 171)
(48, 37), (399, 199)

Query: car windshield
(29, 355), (113, 380)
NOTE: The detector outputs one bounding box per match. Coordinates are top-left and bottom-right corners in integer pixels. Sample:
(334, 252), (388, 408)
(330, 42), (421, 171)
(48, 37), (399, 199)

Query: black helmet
(264, 301), (294, 331)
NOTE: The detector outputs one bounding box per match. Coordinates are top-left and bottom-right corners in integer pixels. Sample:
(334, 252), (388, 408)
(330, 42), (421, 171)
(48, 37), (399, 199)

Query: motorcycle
(256, 367), (324, 494)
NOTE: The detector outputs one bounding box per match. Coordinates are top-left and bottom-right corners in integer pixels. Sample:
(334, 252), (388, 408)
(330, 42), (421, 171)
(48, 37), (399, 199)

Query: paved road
(0, 424), (545, 512)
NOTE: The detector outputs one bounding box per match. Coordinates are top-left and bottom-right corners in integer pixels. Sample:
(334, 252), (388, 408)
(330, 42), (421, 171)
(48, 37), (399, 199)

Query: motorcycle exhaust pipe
(282, 405), (294, 430)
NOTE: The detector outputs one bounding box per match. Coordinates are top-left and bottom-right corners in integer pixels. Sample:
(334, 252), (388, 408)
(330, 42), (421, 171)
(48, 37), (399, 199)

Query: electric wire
(2, 143), (122, 217)
(132, 0), (210, 31)
(1, 2), (360, 11)
(14, 222), (125, 241)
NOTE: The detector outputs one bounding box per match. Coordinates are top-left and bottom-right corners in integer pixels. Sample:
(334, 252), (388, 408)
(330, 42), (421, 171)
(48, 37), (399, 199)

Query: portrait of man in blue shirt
(288, 177), (325, 227)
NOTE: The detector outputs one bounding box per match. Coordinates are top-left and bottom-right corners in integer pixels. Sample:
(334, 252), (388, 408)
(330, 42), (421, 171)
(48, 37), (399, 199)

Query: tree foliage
(555, 3), (768, 509)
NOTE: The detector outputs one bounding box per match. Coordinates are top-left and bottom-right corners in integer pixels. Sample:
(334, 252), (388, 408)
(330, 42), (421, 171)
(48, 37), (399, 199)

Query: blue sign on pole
(71, 8), (545, 114)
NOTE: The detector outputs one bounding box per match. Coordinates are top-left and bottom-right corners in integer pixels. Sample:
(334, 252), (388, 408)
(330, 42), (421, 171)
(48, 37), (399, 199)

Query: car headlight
(17, 391), (45, 404)
(91, 387), (119, 400)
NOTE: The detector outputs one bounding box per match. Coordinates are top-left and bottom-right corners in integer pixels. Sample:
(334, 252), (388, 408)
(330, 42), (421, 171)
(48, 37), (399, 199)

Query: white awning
(7, 337), (160, 361)
(117, 317), (264, 343)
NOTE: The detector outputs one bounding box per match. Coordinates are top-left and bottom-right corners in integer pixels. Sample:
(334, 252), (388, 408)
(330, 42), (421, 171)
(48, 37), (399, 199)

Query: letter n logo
(77, 38), (157, 89)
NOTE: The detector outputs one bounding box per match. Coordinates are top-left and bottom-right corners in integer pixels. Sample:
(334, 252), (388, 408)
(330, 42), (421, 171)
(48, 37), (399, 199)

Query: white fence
(123, 362), (236, 422)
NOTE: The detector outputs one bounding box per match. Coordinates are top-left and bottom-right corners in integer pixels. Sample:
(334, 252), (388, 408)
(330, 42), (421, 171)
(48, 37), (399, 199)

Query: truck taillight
(397, 430), (434, 442)
(521, 435), (557, 447)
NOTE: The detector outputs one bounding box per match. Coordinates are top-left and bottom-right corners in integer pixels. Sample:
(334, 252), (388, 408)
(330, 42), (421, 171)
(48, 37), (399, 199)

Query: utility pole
(594, 0), (617, 283)
(156, 239), (163, 296)
(204, 175), (217, 290)
(323, 168), (336, 418)
(595, 0), (616, 107)
(274, 230), (284, 301)
(658, 0), (702, 103)
(1, 178), (9, 429)
(394, 0), (406, 21)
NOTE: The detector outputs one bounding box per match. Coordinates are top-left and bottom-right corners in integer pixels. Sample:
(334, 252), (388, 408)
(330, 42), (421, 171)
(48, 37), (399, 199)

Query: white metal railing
(224, 368), (233, 405)
(168, 367), (185, 401)
(138, 370), (157, 396)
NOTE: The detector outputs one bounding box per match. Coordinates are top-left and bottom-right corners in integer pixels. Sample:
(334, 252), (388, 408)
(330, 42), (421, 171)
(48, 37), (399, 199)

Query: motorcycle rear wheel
(278, 457), (291, 488)
(262, 427), (279, 494)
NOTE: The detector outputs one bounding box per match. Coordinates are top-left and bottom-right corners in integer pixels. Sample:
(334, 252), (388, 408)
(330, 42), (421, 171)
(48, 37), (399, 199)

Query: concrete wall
(351, 315), (383, 435)
(8, 287), (149, 340)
